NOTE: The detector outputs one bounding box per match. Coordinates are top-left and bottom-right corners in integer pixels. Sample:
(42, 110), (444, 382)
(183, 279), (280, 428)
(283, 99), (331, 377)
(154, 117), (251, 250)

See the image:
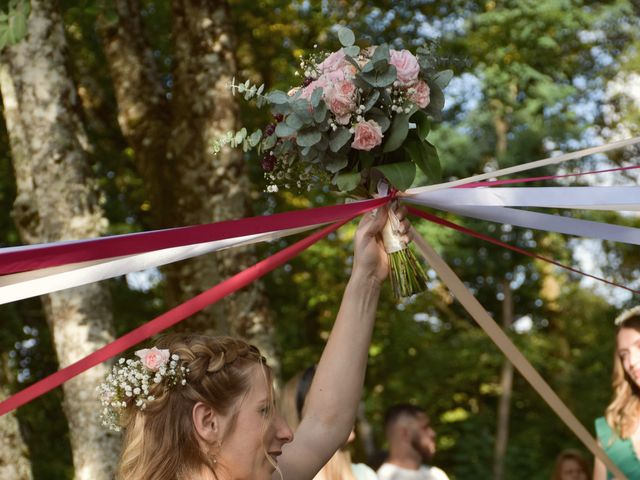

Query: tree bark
(493, 278), (514, 480)
(0, 1), (120, 478)
(0, 355), (32, 480)
(98, 0), (275, 363)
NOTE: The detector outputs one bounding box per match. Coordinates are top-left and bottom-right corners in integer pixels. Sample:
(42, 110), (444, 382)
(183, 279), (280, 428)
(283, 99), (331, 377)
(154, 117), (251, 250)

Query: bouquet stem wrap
(381, 206), (428, 298)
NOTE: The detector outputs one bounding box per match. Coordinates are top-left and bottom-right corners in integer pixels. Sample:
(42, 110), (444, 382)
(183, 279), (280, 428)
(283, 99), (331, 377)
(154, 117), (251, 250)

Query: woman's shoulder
(352, 462), (378, 480)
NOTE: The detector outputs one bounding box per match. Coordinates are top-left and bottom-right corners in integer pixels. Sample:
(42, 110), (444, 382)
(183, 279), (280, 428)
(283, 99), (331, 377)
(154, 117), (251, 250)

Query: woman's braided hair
(117, 334), (267, 480)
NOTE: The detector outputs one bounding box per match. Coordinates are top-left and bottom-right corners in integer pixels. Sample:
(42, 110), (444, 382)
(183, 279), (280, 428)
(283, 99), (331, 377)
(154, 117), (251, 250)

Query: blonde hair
(605, 313), (640, 439)
(116, 334), (270, 480)
(281, 367), (357, 480)
(551, 449), (591, 480)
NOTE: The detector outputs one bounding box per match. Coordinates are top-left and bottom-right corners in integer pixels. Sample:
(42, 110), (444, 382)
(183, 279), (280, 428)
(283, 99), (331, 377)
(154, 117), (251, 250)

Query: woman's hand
(352, 201), (410, 285)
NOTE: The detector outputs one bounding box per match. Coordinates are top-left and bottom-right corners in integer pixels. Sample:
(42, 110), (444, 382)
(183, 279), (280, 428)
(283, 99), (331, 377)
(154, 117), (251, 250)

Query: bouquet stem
(382, 209), (428, 298)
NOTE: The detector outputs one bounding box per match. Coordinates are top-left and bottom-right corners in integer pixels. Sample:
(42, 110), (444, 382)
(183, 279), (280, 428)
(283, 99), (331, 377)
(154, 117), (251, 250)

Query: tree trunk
(98, 0), (276, 363)
(493, 278), (514, 480)
(0, 355), (32, 480)
(0, 1), (120, 478)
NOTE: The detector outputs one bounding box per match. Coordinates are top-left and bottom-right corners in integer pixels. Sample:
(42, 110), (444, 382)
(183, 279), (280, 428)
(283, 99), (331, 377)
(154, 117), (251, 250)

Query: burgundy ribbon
(0, 216), (364, 417)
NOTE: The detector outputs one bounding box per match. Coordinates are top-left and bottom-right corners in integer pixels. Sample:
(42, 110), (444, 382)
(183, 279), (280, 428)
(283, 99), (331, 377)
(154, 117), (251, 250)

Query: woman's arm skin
(593, 456), (606, 480)
(277, 203), (410, 479)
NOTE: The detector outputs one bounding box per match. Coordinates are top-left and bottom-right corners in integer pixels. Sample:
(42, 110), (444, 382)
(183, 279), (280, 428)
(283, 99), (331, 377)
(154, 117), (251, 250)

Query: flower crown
(615, 306), (640, 326)
(97, 347), (188, 432)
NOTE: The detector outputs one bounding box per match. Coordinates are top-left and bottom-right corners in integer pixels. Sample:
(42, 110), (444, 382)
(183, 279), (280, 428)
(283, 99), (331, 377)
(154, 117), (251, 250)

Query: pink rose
(299, 75), (330, 100)
(324, 79), (357, 124)
(317, 50), (349, 73)
(135, 347), (171, 371)
(389, 49), (420, 86)
(352, 120), (383, 151)
(409, 80), (431, 108)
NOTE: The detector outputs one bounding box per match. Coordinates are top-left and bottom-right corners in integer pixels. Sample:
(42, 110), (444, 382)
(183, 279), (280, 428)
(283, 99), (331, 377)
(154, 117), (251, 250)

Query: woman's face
(559, 458), (587, 480)
(217, 365), (293, 479)
(617, 326), (640, 387)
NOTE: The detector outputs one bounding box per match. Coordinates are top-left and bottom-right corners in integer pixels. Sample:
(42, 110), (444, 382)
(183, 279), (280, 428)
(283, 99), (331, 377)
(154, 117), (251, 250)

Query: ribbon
(411, 229), (628, 480)
(0, 197), (386, 275)
(407, 136), (640, 195)
(0, 217), (358, 417)
(407, 186), (640, 211)
(408, 207), (639, 296)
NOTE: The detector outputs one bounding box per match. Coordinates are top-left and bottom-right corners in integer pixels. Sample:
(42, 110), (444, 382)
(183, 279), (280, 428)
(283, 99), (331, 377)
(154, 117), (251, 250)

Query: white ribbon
(406, 186), (640, 211)
(407, 136), (640, 194)
(0, 225), (319, 305)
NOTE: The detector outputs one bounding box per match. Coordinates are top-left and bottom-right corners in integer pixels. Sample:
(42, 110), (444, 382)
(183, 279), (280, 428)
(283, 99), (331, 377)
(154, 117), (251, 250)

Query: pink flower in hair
(135, 347), (171, 371)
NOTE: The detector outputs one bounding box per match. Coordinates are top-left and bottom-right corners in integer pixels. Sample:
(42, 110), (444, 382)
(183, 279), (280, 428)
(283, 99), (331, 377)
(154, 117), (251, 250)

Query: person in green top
(594, 306), (640, 480)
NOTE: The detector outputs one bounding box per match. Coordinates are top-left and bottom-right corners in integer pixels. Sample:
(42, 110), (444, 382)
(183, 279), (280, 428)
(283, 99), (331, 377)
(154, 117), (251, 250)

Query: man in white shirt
(377, 404), (450, 480)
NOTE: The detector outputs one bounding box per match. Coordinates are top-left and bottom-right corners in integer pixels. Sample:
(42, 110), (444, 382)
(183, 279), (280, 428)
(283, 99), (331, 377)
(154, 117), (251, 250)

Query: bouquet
(213, 27), (452, 298)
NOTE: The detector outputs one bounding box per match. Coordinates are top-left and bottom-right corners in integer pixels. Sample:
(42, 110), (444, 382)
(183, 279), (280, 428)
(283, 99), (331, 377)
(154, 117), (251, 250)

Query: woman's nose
(275, 413), (294, 443)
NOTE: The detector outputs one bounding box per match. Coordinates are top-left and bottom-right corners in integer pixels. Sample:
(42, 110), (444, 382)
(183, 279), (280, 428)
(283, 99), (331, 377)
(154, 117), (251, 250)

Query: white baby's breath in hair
(97, 348), (188, 432)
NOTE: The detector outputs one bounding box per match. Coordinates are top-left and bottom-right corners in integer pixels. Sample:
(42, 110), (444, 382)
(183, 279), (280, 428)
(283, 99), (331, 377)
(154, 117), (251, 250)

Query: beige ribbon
(411, 228), (627, 480)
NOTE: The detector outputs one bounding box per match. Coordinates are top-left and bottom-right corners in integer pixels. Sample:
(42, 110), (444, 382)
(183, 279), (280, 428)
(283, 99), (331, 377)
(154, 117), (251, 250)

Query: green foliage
(0, 0), (30, 49)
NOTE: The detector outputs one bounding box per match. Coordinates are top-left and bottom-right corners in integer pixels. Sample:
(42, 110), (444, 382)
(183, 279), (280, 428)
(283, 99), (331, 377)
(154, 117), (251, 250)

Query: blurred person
(594, 306), (640, 480)
(552, 449), (590, 480)
(377, 404), (449, 480)
(281, 365), (378, 480)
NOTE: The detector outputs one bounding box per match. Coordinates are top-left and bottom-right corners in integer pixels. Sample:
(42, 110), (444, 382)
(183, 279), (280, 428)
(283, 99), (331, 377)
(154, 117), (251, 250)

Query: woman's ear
(192, 401), (220, 443)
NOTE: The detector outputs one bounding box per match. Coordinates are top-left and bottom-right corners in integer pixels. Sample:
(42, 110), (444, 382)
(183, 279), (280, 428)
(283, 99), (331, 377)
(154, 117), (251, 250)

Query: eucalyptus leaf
(275, 122), (297, 138)
(338, 27), (355, 47)
(248, 129), (262, 148)
(329, 127), (352, 152)
(335, 171), (362, 192)
(261, 133), (277, 150)
(362, 90), (380, 112)
(367, 108), (391, 133)
(267, 90), (290, 105)
(343, 45), (360, 57)
(313, 102), (328, 123)
(373, 162), (416, 191)
(432, 70), (454, 91)
(310, 87), (323, 108)
(383, 114), (410, 153)
(361, 66), (396, 88)
(285, 114), (304, 130)
(324, 156), (349, 173)
(296, 130), (322, 147)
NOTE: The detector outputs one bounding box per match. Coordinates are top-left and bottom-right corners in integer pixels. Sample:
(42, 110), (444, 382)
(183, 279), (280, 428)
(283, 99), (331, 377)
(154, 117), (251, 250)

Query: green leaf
(358, 151), (374, 169)
(343, 45), (360, 57)
(261, 133), (277, 150)
(234, 128), (247, 145)
(370, 44), (390, 67)
(411, 110), (430, 140)
(313, 102), (328, 123)
(403, 139), (441, 184)
(362, 90), (380, 112)
(310, 88), (323, 108)
(296, 130), (322, 147)
(267, 90), (290, 104)
(329, 127), (352, 152)
(248, 129), (262, 148)
(324, 155), (349, 173)
(432, 70), (454, 91)
(360, 66), (396, 88)
(373, 162), (416, 191)
(285, 114), (304, 130)
(383, 113), (410, 153)
(425, 83), (445, 117)
(337, 27), (355, 47)
(335, 171), (362, 192)
(275, 122), (297, 138)
(367, 108), (390, 133)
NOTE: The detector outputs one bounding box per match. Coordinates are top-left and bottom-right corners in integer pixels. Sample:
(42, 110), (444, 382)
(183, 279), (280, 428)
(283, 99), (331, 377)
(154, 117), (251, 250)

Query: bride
(99, 204), (409, 480)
